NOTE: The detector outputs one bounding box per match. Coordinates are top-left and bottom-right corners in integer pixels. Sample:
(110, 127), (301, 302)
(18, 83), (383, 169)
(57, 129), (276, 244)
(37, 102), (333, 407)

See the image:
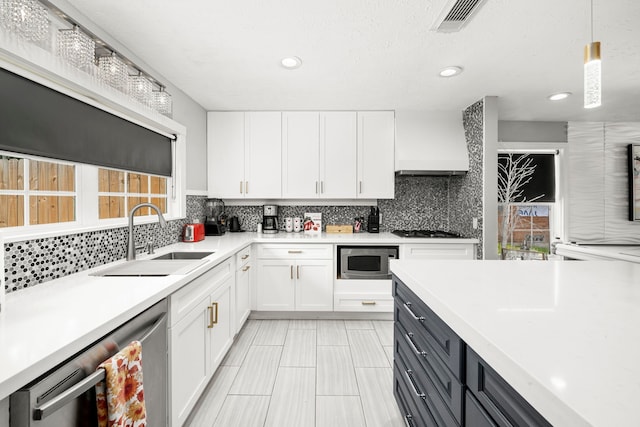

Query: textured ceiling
(64, 0), (640, 121)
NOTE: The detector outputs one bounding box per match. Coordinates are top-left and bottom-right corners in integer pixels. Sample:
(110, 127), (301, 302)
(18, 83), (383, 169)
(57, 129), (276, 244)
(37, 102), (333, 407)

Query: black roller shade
(498, 153), (556, 203)
(0, 67), (172, 176)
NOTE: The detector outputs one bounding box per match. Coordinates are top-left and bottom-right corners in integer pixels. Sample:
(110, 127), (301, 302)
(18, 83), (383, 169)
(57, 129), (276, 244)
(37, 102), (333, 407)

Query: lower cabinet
(235, 245), (252, 333)
(393, 275), (551, 427)
(256, 244), (333, 311)
(168, 258), (234, 427)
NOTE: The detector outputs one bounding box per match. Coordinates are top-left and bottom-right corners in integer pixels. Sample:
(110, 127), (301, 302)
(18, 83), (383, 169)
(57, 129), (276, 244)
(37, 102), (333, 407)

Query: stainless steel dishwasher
(10, 299), (168, 427)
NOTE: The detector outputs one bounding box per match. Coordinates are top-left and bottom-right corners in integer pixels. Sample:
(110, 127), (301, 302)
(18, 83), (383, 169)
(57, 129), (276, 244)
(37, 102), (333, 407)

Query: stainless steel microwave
(337, 245), (399, 280)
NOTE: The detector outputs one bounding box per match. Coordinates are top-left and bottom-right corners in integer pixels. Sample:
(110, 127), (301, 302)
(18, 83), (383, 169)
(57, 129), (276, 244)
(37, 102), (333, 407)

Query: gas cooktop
(391, 229), (463, 238)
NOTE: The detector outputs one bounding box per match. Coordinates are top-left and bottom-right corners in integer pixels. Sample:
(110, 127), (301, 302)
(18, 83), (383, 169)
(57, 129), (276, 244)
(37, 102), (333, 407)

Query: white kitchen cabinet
(168, 259), (234, 426)
(320, 112), (357, 198)
(207, 111), (281, 198)
(282, 112), (320, 198)
(357, 111), (395, 199)
(256, 244), (333, 311)
(400, 242), (477, 260)
(282, 112), (358, 199)
(234, 245), (252, 333)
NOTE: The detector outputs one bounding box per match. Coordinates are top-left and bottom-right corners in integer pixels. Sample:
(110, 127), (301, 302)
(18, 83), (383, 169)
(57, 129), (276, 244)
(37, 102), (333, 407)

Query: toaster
(183, 223), (205, 242)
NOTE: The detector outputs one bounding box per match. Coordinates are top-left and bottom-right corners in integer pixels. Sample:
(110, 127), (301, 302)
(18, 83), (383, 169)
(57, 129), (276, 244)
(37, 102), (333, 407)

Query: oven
(337, 245), (399, 280)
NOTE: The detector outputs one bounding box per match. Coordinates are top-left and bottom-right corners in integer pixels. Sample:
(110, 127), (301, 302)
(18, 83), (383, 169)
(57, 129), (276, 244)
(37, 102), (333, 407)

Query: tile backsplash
(4, 195), (207, 294)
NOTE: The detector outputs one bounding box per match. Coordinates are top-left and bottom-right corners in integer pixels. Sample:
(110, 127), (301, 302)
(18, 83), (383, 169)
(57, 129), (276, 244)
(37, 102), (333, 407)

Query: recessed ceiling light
(439, 66), (463, 77)
(281, 56), (302, 69)
(548, 92), (572, 101)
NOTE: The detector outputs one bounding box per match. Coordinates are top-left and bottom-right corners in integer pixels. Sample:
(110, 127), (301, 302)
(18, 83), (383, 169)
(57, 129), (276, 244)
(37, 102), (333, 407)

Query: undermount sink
(91, 259), (209, 277)
(151, 251), (214, 260)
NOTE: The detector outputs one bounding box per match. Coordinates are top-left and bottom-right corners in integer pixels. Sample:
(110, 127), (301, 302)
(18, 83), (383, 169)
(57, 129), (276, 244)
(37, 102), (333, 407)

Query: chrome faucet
(127, 203), (168, 261)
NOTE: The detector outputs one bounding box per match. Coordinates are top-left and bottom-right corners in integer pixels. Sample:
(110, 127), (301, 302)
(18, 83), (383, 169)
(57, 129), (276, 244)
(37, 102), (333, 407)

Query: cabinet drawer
(235, 245), (251, 267)
(394, 278), (464, 379)
(466, 348), (552, 427)
(170, 259), (233, 326)
(394, 363), (436, 427)
(257, 244), (332, 260)
(395, 324), (460, 427)
(401, 243), (476, 260)
(395, 320), (463, 425)
(334, 293), (393, 312)
(466, 390), (498, 427)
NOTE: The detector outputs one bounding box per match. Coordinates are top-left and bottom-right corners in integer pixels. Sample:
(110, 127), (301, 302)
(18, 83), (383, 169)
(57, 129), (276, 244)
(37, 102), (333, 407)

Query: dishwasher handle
(34, 313), (167, 420)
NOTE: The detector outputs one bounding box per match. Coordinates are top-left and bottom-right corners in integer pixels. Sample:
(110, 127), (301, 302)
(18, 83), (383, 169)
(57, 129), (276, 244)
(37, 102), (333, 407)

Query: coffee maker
(262, 205), (279, 234)
(204, 198), (226, 236)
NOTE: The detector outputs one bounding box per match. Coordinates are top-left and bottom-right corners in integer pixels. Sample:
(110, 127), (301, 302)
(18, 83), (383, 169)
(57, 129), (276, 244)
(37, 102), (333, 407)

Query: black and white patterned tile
(3, 195), (206, 294)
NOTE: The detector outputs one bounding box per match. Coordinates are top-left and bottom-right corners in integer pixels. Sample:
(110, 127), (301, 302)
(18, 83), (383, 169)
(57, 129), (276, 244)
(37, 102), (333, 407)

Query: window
(98, 168), (167, 219)
(0, 154), (76, 228)
(498, 152), (558, 256)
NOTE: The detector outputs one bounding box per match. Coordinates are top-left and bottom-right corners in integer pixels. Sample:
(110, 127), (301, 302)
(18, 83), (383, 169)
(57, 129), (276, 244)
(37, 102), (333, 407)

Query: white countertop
(556, 243), (640, 263)
(0, 231), (477, 401)
(390, 259), (640, 427)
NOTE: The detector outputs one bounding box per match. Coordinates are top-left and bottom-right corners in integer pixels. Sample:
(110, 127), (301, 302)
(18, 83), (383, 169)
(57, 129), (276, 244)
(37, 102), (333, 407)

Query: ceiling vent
(431, 0), (488, 32)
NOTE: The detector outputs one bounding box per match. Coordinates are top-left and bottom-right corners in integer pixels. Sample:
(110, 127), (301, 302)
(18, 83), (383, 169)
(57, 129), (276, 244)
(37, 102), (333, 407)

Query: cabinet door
(235, 262), (251, 331)
(256, 259), (295, 310)
(169, 298), (211, 427)
(245, 112), (282, 198)
(320, 112), (357, 198)
(295, 260), (333, 311)
(282, 112), (320, 198)
(357, 111), (395, 199)
(207, 112), (245, 198)
(209, 279), (233, 371)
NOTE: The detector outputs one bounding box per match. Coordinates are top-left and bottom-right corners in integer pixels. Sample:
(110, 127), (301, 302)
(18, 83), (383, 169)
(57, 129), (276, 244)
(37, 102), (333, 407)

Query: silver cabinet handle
(404, 370), (426, 399)
(297, 265), (300, 279)
(245, 181), (248, 194)
(290, 265), (294, 279)
(240, 181), (243, 194)
(315, 181), (318, 194)
(321, 181), (324, 193)
(404, 302), (425, 322)
(359, 181), (362, 193)
(288, 250), (302, 254)
(404, 332), (427, 357)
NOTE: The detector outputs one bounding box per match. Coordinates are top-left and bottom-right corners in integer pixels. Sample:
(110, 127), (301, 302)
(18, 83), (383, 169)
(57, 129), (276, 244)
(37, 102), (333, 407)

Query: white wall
(567, 122), (640, 243)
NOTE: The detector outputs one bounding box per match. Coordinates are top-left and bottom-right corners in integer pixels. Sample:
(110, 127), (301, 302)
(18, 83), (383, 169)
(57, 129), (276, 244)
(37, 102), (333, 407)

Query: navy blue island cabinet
(392, 275), (553, 427)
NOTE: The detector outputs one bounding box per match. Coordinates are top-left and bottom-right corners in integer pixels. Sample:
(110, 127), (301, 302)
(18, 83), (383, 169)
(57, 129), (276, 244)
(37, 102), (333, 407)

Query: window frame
(497, 143), (567, 251)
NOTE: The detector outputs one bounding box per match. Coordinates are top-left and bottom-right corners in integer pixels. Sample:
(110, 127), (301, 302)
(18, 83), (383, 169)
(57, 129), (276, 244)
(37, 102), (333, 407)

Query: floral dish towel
(95, 340), (147, 427)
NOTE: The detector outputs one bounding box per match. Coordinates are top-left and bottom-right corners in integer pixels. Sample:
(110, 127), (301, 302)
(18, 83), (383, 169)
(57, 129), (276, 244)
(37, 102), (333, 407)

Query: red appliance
(183, 223), (205, 242)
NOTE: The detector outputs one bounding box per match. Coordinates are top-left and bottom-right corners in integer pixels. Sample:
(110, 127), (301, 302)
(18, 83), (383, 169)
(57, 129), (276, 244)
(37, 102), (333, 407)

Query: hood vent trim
(432, 0), (488, 32)
(396, 170), (467, 177)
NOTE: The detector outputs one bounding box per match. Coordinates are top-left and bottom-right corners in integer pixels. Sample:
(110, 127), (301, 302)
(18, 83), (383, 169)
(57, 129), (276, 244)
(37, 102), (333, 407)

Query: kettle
(228, 216), (241, 232)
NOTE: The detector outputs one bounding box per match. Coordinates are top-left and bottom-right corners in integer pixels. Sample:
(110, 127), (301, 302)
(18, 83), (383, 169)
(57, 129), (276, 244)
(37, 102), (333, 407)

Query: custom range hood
(395, 110), (469, 176)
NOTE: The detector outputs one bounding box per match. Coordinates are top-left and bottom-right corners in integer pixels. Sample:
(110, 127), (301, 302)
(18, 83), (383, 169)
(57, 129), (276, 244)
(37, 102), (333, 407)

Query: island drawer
(394, 363), (435, 427)
(396, 322), (461, 427)
(394, 277), (465, 379)
(396, 319), (463, 425)
(466, 348), (552, 427)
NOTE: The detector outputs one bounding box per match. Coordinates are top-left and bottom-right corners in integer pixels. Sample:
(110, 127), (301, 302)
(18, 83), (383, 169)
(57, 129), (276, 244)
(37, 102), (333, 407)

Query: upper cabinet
(207, 112), (282, 199)
(282, 112), (358, 199)
(208, 111), (393, 200)
(357, 111), (395, 199)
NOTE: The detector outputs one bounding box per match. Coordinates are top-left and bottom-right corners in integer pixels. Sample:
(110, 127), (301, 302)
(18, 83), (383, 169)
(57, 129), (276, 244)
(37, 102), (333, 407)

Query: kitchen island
(390, 259), (640, 427)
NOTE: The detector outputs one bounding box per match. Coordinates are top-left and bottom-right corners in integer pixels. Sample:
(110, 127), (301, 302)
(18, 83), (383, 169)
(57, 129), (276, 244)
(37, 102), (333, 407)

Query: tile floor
(185, 319), (405, 427)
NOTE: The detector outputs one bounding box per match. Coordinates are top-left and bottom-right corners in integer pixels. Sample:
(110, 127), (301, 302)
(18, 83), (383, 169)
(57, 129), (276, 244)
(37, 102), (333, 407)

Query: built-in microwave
(337, 245), (399, 280)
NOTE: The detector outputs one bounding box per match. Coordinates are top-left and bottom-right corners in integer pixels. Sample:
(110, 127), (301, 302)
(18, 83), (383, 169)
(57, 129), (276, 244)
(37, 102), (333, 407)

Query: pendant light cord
(590, 0), (594, 41)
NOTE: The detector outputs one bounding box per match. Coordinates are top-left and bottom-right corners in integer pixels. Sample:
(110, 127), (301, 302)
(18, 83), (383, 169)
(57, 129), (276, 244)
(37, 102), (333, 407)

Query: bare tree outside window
(498, 153), (545, 252)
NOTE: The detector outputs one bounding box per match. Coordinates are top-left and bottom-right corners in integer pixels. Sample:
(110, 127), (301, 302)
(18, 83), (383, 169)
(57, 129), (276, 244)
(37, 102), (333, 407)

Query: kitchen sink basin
(91, 259), (208, 277)
(151, 251), (214, 260)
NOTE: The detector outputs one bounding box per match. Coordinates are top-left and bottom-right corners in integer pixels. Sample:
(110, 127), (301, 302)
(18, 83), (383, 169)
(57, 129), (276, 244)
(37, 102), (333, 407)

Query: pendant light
(584, 0), (601, 109)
